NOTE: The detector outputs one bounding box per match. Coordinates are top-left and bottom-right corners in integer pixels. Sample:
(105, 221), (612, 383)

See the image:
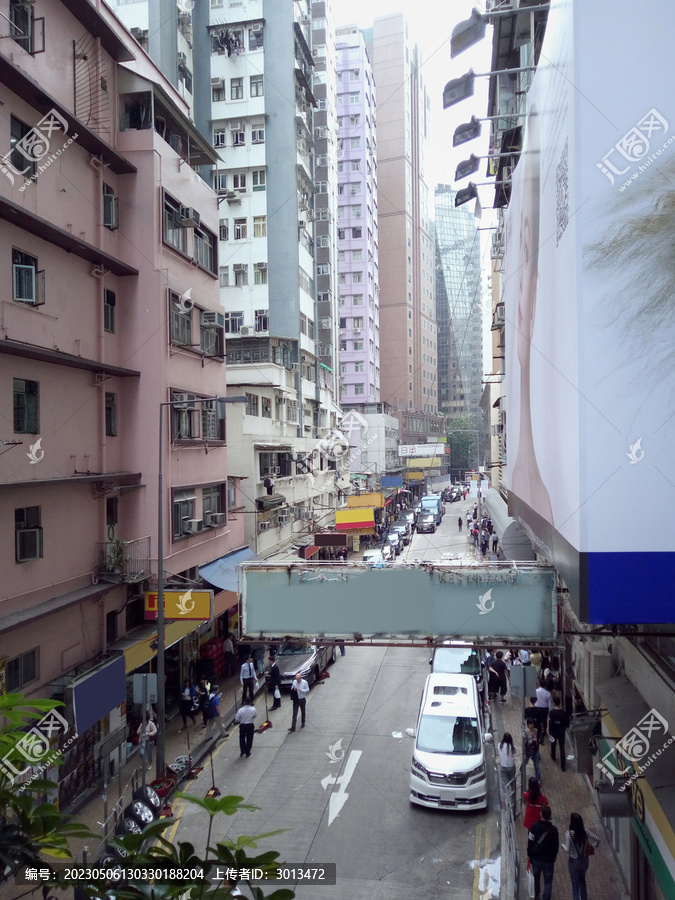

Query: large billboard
(504, 0), (675, 622)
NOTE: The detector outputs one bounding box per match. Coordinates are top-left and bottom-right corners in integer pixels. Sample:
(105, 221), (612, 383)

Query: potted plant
(108, 538), (127, 574)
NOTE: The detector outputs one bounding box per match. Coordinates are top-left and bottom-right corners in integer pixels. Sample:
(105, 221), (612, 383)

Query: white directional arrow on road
(320, 749), (362, 825)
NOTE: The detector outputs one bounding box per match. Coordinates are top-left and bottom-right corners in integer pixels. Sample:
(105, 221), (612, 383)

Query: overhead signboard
(407, 457), (442, 469)
(406, 472), (424, 481)
(347, 492), (385, 508)
(144, 589), (213, 621)
(241, 563), (557, 641)
(314, 533), (348, 547)
(335, 508), (375, 531)
(381, 475), (403, 487)
(399, 444), (451, 457)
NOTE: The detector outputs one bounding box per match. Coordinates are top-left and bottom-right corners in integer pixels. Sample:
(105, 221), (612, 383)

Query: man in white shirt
(240, 656), (256, 704)
(288, 673), (310, 731)
(234, 700), (257, 757)
(535, 684), (552, 736)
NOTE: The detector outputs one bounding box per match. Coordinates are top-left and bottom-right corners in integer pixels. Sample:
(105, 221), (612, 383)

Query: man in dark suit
(268, 654), (282, 710)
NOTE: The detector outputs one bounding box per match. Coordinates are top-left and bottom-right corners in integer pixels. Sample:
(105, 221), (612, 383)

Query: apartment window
(106, 496), (118, 528)
(231, 77), (243, 100)
(250, 74), (264, 97)
(232, 128), (245, 146)
(234, 265), (248, 286)
(351, 159), (361, 172)
(170, 291), (192, 345)
(12, 249), (44, 306)
(353, 249), (362, 261)
(337, 182), (345, 196)
(353, 294), (363, 305)
(248, 25), (264, 50)
(215, 172), (227, 194)
(337, 228), (345, 240)
(350, 183), (361, 195)
(105, 393), (117, 436)
(251, 127), (265, 143)
(214, 128), (227, 147)
(350, 114), (360, 126)
(255, 309), (269, 331)
(353, 317), (364, 328)
(15, 506), (42, 563)
(253, 215), (267, 238)
(212, 84), (225, 102)
(234, 218), (247, 240)
(354, 383), (364, 395)
(233, 172), (247, 191)
(203, 484), (224, 520)
(352, 271), (363, 283)
(224, 310), (244, 334)
(219, 219), (229, 241)
(338, 273), (346, 285)
(352, 205), (361, 216)
(104, 289), (115, 333)
(227, 478), (237, 511)
(193, 227), (217, 273)
(254, 265), (268, 285)
(171, 392), (197, 439)
(353, 340), (363, 351)
(312, 16), (326, 29)
(245, 392), (259, 416)
(339, 317), (347, 329)
(252, 169), (266, 190)
(10, 116), (37, 178)
(349, 69), (360, 81)
(201, 320), (224, 357)
(354, 361), (364, 373)
(340, 340), (347, 351)
(260, 396), (272, 419)
(103, 183), (119, 230)
(352, 226), (362, 238)
(172, 490), (196, 538)
(219, 266), (229, 287)
(300, 313), (308, 336)
(337, 206), (345, 218)
(6, 648), (38, 691)
(350, 137), (361, 149)
(13, 378), (39, 434)
(163, 193), (187, 254)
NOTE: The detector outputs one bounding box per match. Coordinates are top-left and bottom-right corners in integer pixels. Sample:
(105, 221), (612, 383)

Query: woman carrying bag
(562, 812), (600, 900)
(498, 733), (517, 806)
(523, 777), (549, 831)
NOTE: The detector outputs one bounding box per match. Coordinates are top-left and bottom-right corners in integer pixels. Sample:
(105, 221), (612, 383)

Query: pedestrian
(336, 639), (346, 656)
(179, 678), (197, 732)
(498, 732), (517, 804)
(519, 648), (531, 666)
(549, 695), (570, 770)
(268, 654), (282, 710)
(137, 711), (157, 772)
(480, 536), (488, 558)
(492, 533), (499, 553)
(525, 718), (542, 784)
(523, 777), (549, 830)
(543, 656), (562, 696)
(528, 804), (559, 900)
(535, 682), (552, 735)
(240, 656), (257, 704)
(222, 633), (236, 678)
(288, 672), (309, 731)
(472, 526), (479, 547)
(562, 813), (601, 900)
(205, 689), (228, 739)
(489, 650), (509, 703)
(198, 677), (212, 728)
(458, 516), (463, 532)
(234, 699), (257, 757)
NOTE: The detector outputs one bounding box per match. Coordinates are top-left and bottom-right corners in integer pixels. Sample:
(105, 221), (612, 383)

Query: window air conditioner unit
(211, 77), (224, 88)
(278, 512), (290, 526)
(229, 121), (242, 131)
(131, 27), (143, 39)
(256, 262), (267, 270)
(173, 392), (191, 408)
(239, 326), (251, 336)
(182, 518), (204, 534)
(251, 22), (263, 33)
(178, 52), (187, 65)
(201, 311), (225, 328)
(180, 207), (201, 228)
(205, 511), (226, 526)
(499, 409), (507, 425)
(226, 191), (239, 201)
(291, 363), (300, 371)
(258, 521), (271, 531)
(233, 263), (245, 272)
(320, 318), (332, 329)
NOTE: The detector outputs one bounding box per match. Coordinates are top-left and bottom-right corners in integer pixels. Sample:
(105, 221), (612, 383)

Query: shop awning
(483, 488), (535, 561)
(110, 620), (203, 675)
(214, 590), (239, 616)
(199, 547), (260, 592)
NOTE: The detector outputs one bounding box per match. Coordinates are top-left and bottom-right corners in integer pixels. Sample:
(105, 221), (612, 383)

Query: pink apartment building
(0, 0), (245, 807)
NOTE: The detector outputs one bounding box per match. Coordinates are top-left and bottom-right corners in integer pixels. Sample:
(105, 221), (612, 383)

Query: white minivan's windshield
(417, 715), (481, 754)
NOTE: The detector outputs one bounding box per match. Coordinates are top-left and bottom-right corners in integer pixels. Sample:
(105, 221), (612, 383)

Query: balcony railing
(96, 536), (152, 584)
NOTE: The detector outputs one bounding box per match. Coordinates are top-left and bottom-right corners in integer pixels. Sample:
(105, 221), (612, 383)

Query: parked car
(430, 642), (487, 708)
(449, 487), (462, 503)
(390, 521), (412, 544)
(267, 642), (336, 689)
(362, 548), (385, 566)
(398, 510), (416, 528)
(416, 512), (437, 534)
(373, 540), (394, 561)
(410, 673), (491, 811)
(385, 531), (403, 555)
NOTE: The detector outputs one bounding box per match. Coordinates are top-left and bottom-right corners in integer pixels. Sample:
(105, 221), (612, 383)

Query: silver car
(269, 642), (337, 688)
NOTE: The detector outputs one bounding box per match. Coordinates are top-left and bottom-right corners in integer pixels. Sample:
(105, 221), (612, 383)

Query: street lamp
(450, 5), (551, 58)
(443, 67), (536, 109)
(155, 393), (247, 777)
(452, 113), (527, 148)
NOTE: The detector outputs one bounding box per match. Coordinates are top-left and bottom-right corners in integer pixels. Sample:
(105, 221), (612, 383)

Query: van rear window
(432, 685), (467, 696)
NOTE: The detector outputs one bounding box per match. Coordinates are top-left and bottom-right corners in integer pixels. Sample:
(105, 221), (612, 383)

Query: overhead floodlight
(443, 70), (475, 109)
(455, 183), (479, 208)
(451, 8), (487, 58)
(455, 154), (480, 181)
(453, 116), (482, 147)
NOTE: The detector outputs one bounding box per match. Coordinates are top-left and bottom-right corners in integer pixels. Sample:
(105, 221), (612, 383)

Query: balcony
(95, 536), (152, 584)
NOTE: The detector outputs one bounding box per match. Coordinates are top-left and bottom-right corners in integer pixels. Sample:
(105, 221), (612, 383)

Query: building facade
(334, 26), (380, 405)
(0, 0), (244, 807)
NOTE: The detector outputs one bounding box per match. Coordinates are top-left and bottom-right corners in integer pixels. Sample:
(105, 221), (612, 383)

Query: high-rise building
(363, 14), (443, 451)
(334, 26), (380, 405)
(434, 185), (483, 429)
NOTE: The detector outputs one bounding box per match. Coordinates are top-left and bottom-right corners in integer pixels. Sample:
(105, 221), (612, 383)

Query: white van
(410, 673), (490, 811)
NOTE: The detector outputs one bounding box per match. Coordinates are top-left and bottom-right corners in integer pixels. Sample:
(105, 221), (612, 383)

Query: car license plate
(439, 789), (456, 804)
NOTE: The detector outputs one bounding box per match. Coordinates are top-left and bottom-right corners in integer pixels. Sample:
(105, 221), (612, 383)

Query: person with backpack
(528, 804), (559, 900)
(205, 688), (227, 739)
(523, 777), (549, 830)
(562, 812), (601, 900)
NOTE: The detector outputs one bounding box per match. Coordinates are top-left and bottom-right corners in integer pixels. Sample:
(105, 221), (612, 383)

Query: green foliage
(447, 412), (478, 473)
(1, 694), (294, 899)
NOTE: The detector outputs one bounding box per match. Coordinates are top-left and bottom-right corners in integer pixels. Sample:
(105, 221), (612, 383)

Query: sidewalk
(493, 695), (629, 900)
